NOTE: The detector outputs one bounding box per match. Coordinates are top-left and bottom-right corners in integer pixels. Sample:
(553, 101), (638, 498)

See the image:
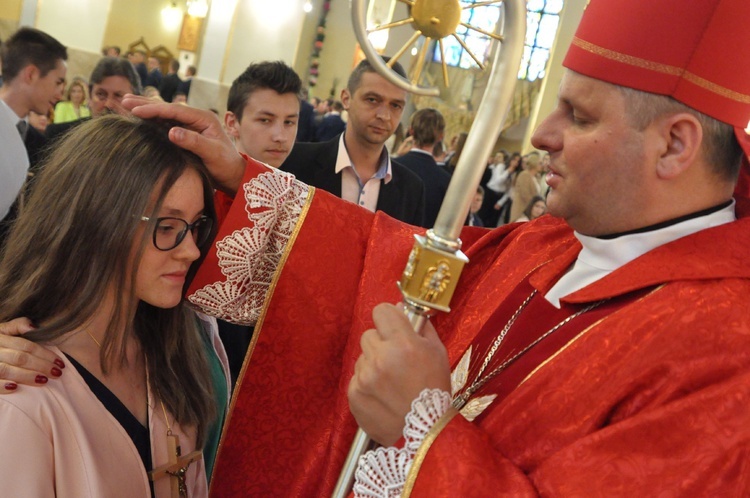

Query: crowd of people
(1, 0), (749, 495)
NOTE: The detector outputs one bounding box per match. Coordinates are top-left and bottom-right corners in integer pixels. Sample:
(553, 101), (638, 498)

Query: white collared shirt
(335, 133), (393, 213)
(545, 202), (737, 307)
(0, 98), (30, 219)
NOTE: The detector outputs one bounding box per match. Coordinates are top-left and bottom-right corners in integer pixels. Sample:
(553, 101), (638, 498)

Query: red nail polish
(35, 375), (48, 384)
(54, 358), (65, 369)
(51, 367), (62, 377)
(4, 382), (17, 391)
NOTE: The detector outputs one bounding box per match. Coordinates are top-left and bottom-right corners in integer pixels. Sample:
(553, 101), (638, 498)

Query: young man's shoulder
(281, 138), (338, 172)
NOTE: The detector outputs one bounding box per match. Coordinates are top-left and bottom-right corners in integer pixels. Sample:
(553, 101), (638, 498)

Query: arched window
(434, 0), (503, 69)
(519, 0), (563, 81)
(433, 0), (563, 82)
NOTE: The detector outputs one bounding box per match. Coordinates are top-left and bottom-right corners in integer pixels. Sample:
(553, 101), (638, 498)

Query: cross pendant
(148, 433), (203, 498)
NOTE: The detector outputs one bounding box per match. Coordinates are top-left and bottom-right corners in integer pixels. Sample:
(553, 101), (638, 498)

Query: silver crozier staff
(332, 0), (527, 496)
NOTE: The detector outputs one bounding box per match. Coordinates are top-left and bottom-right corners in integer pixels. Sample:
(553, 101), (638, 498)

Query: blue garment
(315, 113), (346, 142)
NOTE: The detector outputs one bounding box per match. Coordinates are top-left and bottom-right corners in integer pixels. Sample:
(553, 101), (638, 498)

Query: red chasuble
(188, 158), (750, 497)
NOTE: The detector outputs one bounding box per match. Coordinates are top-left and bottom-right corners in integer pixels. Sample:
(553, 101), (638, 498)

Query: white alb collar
(545, 201), (736, 307)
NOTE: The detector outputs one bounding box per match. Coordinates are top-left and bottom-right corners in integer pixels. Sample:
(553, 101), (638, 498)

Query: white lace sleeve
(353, 389), (452, 498)
(188, 169), (310, 325)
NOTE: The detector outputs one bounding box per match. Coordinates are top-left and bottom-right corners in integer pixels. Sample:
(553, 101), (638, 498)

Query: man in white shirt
(281, 57), (425, 226)
(0, 27), (67, 220)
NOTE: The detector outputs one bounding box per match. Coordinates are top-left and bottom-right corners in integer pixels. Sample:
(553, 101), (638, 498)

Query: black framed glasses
(140, 215), (213, 251)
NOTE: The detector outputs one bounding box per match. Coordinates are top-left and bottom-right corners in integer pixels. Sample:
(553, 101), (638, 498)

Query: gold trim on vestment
(208, 185), (315, 494)
(572, 37), (750, 104)
(402, 407), (460, 498)
(519, 284), (666, 387)
(401, 284), (666, 496)
(242, 186), (316, 371)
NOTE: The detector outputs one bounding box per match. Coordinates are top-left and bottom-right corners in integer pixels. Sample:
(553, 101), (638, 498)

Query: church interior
(0, 0), (587, 154)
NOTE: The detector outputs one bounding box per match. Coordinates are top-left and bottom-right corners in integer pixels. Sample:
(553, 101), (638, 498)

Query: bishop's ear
(655, 112), (702, 180)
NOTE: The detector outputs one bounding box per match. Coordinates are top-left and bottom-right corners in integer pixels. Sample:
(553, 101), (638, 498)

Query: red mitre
(563, 0), (750, 128)
(564, 0), (750, 199)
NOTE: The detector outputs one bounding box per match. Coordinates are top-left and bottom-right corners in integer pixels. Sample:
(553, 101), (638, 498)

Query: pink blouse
(0, 319), (228, 497)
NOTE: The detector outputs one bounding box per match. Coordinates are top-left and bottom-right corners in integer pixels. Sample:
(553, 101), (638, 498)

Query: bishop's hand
(0, 317), (64, 393)
(348, 303), (452, 446)
(121, 95), (246, 196)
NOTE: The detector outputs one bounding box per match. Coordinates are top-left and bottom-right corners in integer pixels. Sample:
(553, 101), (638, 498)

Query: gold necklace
(84, 329), (102, 348)
(452, 290), (606, 410)
(84, 330), (201, 497)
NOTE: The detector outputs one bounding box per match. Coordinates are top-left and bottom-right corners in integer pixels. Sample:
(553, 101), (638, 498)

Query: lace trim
(353, 389), (451, 498)
(188, 170), (309, 324)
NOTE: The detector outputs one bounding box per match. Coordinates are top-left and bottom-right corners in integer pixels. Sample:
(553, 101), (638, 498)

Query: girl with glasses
(0, 115), (229, 497)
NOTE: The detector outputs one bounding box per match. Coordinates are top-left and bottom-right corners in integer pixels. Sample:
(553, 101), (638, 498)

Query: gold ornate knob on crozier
(411, 0), (462, 39)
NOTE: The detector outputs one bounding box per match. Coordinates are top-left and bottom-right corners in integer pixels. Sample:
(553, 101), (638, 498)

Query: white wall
(35, 0), (112, 52)
(224, 0), (309, 84)
(311, 0), (358, 100)
(198, 0), (238, 83)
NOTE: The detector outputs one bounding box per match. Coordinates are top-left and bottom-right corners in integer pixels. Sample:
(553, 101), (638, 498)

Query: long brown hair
(0, 115), (217, 444)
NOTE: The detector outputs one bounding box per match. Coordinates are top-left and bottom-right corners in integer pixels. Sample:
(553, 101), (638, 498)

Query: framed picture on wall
(178, 14), (202, 52)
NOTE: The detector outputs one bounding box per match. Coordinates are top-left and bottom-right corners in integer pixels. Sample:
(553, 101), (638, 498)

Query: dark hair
(410, 108), (445, 147)
(103, 45), (121, 56)
(227, 61), (302, 120)
(0, 115), (217, 444)
(170, 59), (180, 72)
(432, 140), (446, 158)
(90, 57), (142, 95)
(523, 195), (546, 220)
(347, 56), (407, 93)
(508, 152), (522, 167)
(186, 65), (197, 77)
(1, 27), (67, 81)
(618, 86), (743, 183)
(448, 132), (469, 170)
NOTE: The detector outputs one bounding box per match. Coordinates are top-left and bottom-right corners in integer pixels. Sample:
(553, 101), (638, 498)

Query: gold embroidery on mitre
(572, 37), (750, 104)
(572, 37), (683, 76)
(682, 72), (750, 104)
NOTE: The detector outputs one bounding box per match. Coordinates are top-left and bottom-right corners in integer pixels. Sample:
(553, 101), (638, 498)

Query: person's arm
(347, 302), (536, 496)
(348, 303), (451, 445)
(121, 96), (246, 196)
(0, 318), (64, 392)
(486, 165), (511, 193)
(348, 307), (750, 497)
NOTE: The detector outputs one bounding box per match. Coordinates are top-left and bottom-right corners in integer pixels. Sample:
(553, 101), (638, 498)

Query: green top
(53, 101), (91, 124)
(200, 319), (229, 484)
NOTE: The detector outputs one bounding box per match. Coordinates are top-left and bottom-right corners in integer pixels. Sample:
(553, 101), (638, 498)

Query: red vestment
(189, 158), (750, 497)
